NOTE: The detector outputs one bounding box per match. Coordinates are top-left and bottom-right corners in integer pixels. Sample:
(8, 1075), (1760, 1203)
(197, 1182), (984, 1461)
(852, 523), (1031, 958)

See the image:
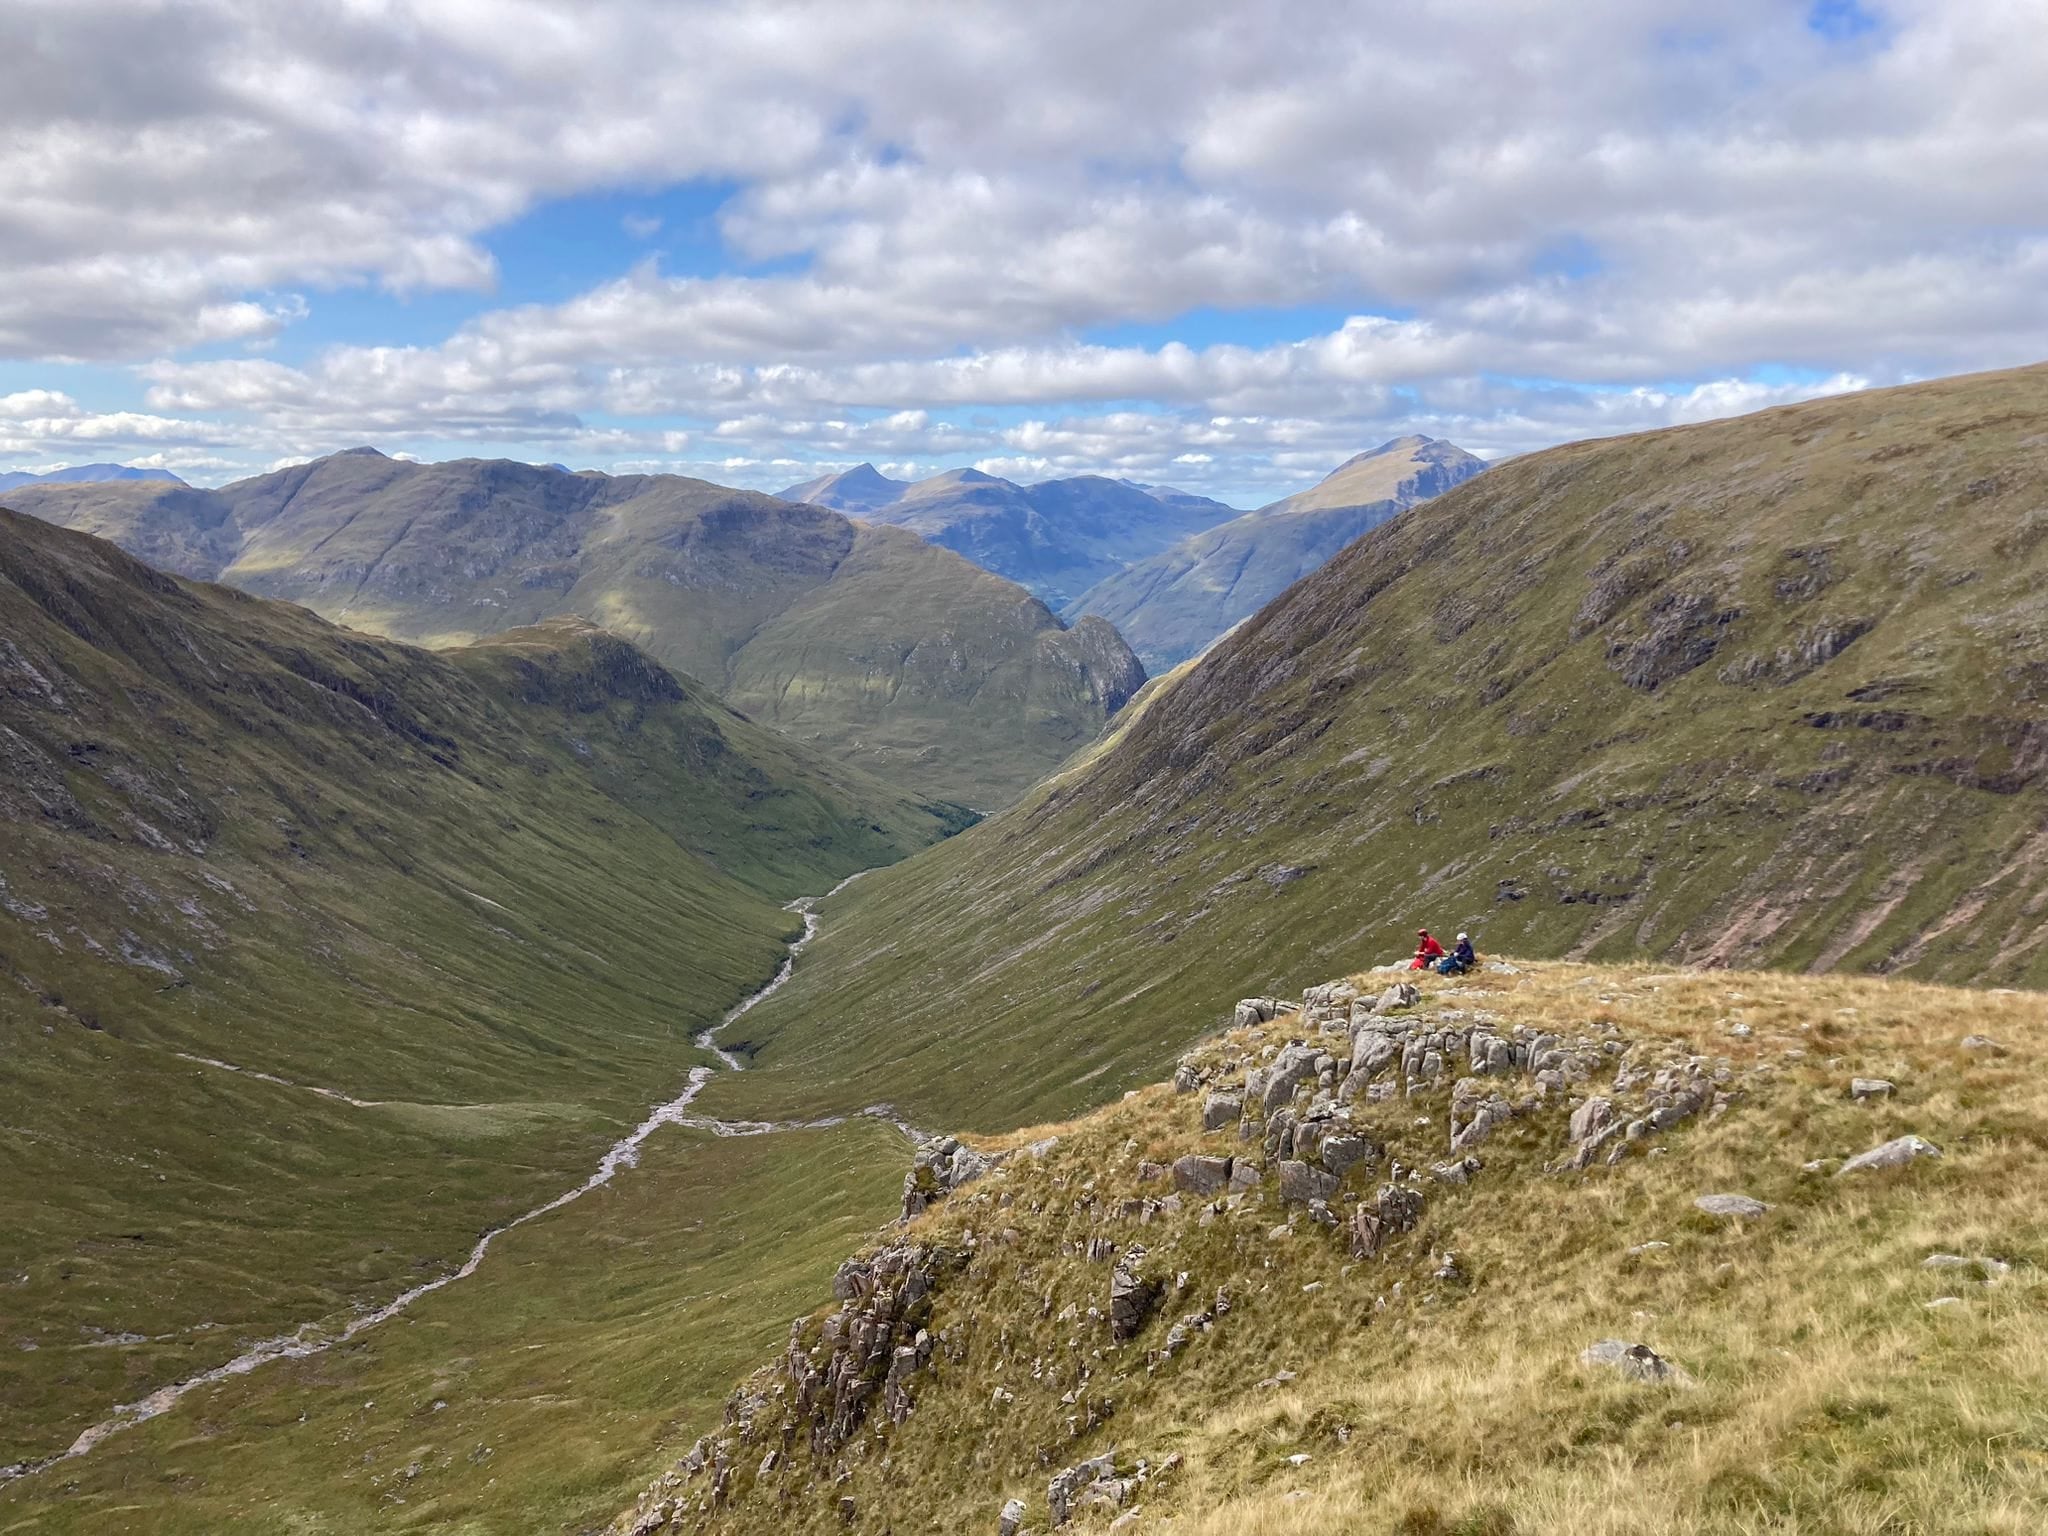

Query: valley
(3, 364), (2046, 1534)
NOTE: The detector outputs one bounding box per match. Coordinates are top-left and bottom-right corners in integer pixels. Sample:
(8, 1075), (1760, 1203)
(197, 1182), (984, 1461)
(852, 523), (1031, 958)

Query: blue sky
(2, 0), (2042, 506)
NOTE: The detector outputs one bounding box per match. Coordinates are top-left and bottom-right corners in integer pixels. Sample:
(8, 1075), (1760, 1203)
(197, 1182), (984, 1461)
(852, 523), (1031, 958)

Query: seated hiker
(1411, 928), (1446, 970)
(1438, 931), (1477, 975)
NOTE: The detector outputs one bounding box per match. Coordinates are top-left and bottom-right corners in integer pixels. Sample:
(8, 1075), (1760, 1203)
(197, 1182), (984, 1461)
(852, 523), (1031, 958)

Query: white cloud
(0, 0), (2039, 498)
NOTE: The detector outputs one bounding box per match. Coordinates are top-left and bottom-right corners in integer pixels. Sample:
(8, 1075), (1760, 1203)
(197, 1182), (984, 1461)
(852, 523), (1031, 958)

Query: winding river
(3, 872), (903, 1484)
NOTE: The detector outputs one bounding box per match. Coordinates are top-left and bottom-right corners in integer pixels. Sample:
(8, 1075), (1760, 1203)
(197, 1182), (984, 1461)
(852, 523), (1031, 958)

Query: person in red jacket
(1410, 928), (1446, 970)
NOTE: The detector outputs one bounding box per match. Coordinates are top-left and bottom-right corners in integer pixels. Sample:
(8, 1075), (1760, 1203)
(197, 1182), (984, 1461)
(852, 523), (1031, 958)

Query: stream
(2, 871), (914, 1485)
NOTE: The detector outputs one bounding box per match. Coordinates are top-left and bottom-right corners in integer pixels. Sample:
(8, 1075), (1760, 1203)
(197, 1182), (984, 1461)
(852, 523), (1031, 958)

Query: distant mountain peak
(778, 461), (912, 513)
(332, 445), (389, 459)
(0, 461), (188, 491)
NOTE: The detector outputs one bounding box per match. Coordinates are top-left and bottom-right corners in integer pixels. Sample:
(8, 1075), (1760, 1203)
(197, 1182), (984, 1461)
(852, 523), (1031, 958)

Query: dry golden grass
(628, 961), (2046, 1536)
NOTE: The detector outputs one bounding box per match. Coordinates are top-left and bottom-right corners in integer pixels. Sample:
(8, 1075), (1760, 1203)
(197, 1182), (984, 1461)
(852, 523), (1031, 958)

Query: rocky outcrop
(902, 1136), (999, 1219)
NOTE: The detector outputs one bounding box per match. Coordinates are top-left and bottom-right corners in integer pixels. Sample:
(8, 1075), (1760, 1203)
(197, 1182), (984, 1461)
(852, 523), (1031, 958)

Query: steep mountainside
(0, 508), (961, 1475)
(10, 452), (1145, 806)
(615, 960), (2047, 1536)
(0, 463), (186, 491)
(780, 465), (1241, 608)
(682, 365), (2048, 1140)
(1069, 436), (1485, 669)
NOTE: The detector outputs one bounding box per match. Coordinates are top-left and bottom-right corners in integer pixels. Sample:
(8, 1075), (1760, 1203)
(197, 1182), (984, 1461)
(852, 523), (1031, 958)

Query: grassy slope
(8, 454), (1145, 807)
(0, 510), (954, 1468)
(693, 365), (2048, 1135)
(622, 962), (2048, 1536)
(2, 1120), (906, 1535)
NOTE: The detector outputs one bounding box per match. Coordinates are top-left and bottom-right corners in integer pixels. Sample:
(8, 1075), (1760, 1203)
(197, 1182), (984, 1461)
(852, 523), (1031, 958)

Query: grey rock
(1201, 1091), (1243, 1131)
(1000, 1497), (1027, 1536)
(1250, 1043), (1321, 1110)
(1048, 1454), (1117, 1527)
(1836, 1135), (1942, 1176)
(1580, 1339), (1694, 1386)
(1694, 1193), (1770, 1219)
(1276, 1159), (1339, 1205)
(1849, 1077), (1894, 1100)
(1172, 1061), (1201, 1094)
(1921, 1253), (2011, 1279)
(1569, 1095), (1614, 1143)
(1228, 1159), (1263, 1191)
(1959, 1035), (2005, 1054)
(1320, 1133), (1376, 1176)
(1110, 1254), (1159, 1342)
(1373, 982), (1421, 1015)
(1169, 1154), (1232, 1196)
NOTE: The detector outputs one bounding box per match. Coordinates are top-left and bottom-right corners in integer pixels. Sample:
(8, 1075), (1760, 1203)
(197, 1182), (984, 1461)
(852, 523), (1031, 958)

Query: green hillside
(1069, 436), (1484, 670)
(7, 452), (1145, 807)
(690, 365), (2048, 1136)
(0, 508), (959, 1475)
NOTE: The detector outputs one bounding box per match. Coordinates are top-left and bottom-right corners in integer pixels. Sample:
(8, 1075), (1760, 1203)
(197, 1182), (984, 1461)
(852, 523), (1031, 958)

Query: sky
(1, 0), (2044, 507)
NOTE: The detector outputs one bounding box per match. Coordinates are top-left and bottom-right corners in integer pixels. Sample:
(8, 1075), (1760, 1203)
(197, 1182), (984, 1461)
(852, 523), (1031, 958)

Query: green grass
(0, 512), (957, 1472)
(686, 363), (2048, 1136)
(1, 1119), (908, 1533)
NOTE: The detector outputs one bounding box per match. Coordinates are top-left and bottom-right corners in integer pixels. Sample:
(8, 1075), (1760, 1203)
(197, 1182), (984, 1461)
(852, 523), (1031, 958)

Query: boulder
(1048, 1454), (1117, 1527)
(1374, 982), (1421, 1015)
(1201, 1091), (1243, 1131)
(1580, 1339), (1694, 1386)
(1568, 1096), (1615, 1144)
(1320, 1133), (1376, 1176)
(999, 1497), (1027, 1536)
(1849, 1077), (1894, 1100)
(1959, 1034), (2005, 1054)
(1693, 1193), (1770, 1219)
(1110, 1254), (1159, 1341)
(1277, 1159), (1339, 1205)
(1169, 1154), (1232, 1196)
(1248, 1043), (1321, 1110)
(1228, 1159), (1264, 1191)
(1836, 1135), (1942, 1176)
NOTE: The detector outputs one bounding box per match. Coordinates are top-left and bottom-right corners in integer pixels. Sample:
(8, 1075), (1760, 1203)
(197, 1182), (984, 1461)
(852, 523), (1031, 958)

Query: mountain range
(1066, 435), (1487, 670)
(8, 451), (1145, 807)
(0, 462), (187, 491)
(782, 463), (1242, 608)
(693, 363), (2048, 1134)
(6, 364), (2048, 1533)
